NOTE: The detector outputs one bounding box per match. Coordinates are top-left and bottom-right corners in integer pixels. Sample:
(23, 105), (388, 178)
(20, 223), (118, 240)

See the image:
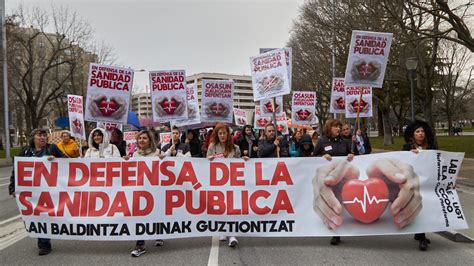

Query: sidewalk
(0, 158), (12, 167)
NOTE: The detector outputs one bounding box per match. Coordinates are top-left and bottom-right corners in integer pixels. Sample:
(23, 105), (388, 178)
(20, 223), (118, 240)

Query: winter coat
(353, 133), (372, 155)
(207, 143), (241, 158)
(257, 138), (286, 158)
(57, 139), (80, 158)
(84, 128), (121, 158)
(289, 139), (301, 157)
(236, 135), (258, 158)
(9, 143), (64, 195)
(313, 136), (352, 157)
(161, 141), (191, 157)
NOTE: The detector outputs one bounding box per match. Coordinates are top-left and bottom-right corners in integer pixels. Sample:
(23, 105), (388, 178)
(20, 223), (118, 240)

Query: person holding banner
(258, 124), (286, 158)
(161, 127), (191, 157)
(84, 128), (121, 158)
(206, 123), (248, 247)
(8, 128), (65, 256)
(236, 125), (258, 158)
(129, 130), (166, 257)
(402, 120), (437, 251)
(57, 131), (80, 158)
(312, 119), (354, 246)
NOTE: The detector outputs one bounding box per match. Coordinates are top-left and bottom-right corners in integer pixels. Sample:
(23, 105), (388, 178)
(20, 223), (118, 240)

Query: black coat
(9, 144), (64, 195)
(236, 136), (258, 158)
(258, 138), (287, 158)
(313, 136), (352, 157)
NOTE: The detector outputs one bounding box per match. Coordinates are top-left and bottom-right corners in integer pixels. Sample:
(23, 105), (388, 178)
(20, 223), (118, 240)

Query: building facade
(131, 91), (153, 118)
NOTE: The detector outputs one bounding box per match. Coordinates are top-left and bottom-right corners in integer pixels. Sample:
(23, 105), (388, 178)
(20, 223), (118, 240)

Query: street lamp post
(405, 57), (418, 122)
(1, 0), (10, 161)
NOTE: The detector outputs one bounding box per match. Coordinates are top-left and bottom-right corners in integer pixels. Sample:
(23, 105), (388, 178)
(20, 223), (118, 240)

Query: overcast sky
(6, 0), (305, 91)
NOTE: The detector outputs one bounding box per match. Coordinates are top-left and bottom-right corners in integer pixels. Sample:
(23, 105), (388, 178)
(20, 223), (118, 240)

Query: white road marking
(0, 176), (10, 181)
(0, 183), (9, 187)
(207, 236), (219, 266)
(0, 220), (27, 251)
(0, 215), (21, 226)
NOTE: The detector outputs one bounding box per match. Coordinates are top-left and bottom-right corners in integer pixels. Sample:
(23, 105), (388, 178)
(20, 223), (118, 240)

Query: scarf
(138, 148), (155, 156)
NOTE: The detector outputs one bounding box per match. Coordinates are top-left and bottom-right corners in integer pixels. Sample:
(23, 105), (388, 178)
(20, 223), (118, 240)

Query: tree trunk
(382, 105), (394, 145)
(377, 105), (384, 137)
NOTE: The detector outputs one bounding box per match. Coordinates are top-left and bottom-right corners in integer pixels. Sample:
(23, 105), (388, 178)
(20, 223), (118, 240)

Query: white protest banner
(345, 86), (373, 118)
(276, 113), (289, 135)
(159, 132), (172, 148)
(124, 131), (138, 156)
(259, 48), (292, 90)
(260, 96), (283, 117)
(67, 95), (86, 140)
(149, 70), (188, 123)
(84, 63), (133, 124)
(13, 151), (466, 240)
(291, 91), (316, 125)
(97, 122), (123, 138)
(250, 48), (290, 101)
(233, 108), (248, 127)
(254, 106), (272, 130)
(201, 79), (234, 124)
(344, 30), (393, 88)
(173, 83), (201, 128)
(329, 78), (346, 114)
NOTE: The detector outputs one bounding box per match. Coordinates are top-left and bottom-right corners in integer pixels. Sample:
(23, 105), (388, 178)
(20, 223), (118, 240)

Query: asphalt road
(1, 165), (473, 265)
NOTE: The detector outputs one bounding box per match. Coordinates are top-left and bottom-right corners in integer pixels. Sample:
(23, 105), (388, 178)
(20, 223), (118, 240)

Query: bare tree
(6, 5), (98, 131)
(404, 0), (474, 52)
(436, 40), (473, 134)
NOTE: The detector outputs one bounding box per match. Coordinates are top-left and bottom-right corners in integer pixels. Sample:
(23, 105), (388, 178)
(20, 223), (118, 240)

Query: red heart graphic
(98, 100), (118, 117)
(296, 109), (311, 120)
(356, 63), (376, 79)
(72, 119), (82, 134)
(264, 101), (279, 112)
(277, 124), (286, 132)
(257, 118), (270, 127)
(210, 103), (226, 116)
(350, 98), (367, 112)
(341, 178), (389, 224)
(160, 98), (178, 115)
(335, 97), (345, 109)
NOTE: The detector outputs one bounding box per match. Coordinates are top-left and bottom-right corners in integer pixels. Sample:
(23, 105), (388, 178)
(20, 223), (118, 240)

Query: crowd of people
(9, 118), (438, 256)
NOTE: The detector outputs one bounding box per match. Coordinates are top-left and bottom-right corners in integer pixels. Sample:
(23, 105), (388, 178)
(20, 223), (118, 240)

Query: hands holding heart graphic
(204, 102), (231, 118)
(88, 94), (127, 119)
(155, 96), (186, 117)
(312, 158), (422, 229)
(350, 59), (381, 81)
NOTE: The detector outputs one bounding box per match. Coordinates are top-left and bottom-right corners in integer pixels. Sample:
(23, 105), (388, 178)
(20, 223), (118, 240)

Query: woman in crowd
(57, 131), (80, 158)
(289, 129), (303, 157)
(313, 119), (354, 246)
(237, 125), (258, 158)
(298, 133), (314, 157)
(182, 129), (202, 157)
(129, 130), (165, 257)
(9, 128), (64, 256)
(402, 120), (437, 251)
(207, 123), (248, 247)
(84, 128), (121, 158)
